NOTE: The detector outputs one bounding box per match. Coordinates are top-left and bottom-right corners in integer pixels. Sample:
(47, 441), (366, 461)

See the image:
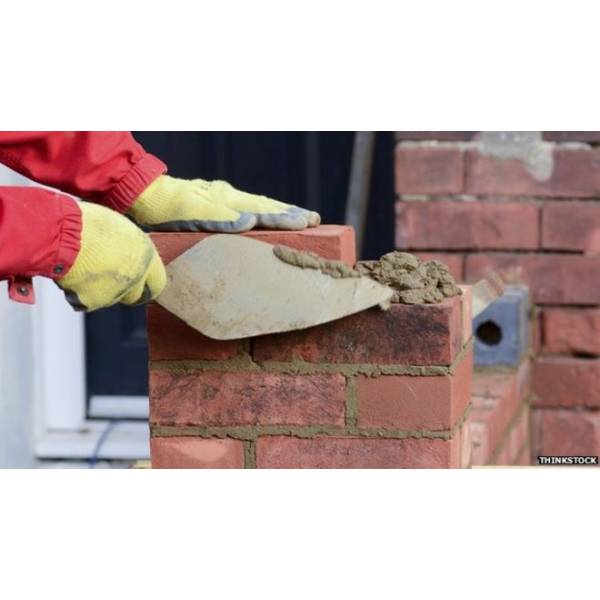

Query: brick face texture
(148, 226), (473, 468)
(395, 132), (600, 464)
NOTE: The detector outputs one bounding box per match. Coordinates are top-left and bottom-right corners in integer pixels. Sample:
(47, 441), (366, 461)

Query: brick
(150, 370), (346, 427)
(514, 443), (531, 466)
(459, 285), (472, 345)
(396, 132), (476, 142)
(253, 296), (463, 366)
(413, 253), (464, 281)
(460, 421), (472, 468)
(508, 406), (530, 462)
(396, 201), (539, 250)
(494, 440), (511, 466)
(532, 409), (600, 456)
(542, 132), (600, 142)
(151, 437), (244, 468)
(356, 350), (472, 431)
(541, 201), (600, 251)
(150, 224), (356, 266)
(470, 421), (489, 466)
(147, 304), (242, 360)
(542, 308), (600, 356)
(255, 435), (461, 468)
(465, 253), (600, 305)
(466, 148), (600, 197)
(395, 146), (464, 195)
(532, 357), (600, 408)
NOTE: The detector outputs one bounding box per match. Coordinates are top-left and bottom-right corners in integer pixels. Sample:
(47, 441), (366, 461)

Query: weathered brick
(412, 252), (464, 281)
(542, 308), (600, 356)
(395, 146), (464, 195)
(465, 253), (600, 305)
(255, 435), (461, 468)
(542, 131), (600, 142)
(356, 350), (472, 431)
(532, 409), (600, 456)
(151, 225), (357, 266)
(150, 370), (346, 427)
(396, 201), (539, 250)
(147, 304), (242, 360)
(253, 296), (463, 366)
(542, 201), (600, 251)
(151, 437), (244, 468)
(532, 357), (600, 408)
(466, 148), (600, 197)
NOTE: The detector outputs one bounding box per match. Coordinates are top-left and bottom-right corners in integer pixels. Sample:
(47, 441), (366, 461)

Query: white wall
(0, 165), (37, 467)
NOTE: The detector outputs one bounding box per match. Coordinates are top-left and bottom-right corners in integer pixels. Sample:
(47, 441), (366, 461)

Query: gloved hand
(57, 202), (166, 311)
(127, 175), (321, 232)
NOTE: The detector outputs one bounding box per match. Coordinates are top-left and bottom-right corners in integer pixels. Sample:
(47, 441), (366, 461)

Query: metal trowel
(157, 235), (394, 340)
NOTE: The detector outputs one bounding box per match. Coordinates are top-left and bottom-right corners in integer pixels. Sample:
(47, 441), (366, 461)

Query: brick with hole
(465, 253), (600, 305)
(532, 357), (600, 408)
(253, 295), (464, 366)
(255, 435), (461, 468)
(542, 308), (600, 356)
(533, 409), (600, 456)
(356, 350), (472, 431)
(150, 370), (346, 427)
(151, 437), (244, 469)
(396, 200), (539, 250)
(395, 146), (464, 195)
(465, 148), (600, 197)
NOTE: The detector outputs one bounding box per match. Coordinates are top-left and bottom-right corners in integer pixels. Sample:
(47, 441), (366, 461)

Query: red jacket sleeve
(0, 132), (166, 213)
(0, 186), (81, 278)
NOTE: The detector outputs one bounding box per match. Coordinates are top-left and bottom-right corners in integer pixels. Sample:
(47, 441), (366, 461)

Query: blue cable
(89, 419), (121, 468)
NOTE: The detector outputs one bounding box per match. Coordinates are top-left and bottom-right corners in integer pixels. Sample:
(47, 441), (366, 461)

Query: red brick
(542, 132), (600, 142)
(542, 308), (600, 356)
(532, 357), (600, 408)
(542, 201), (600, 251)
(470, 421), (489, 466)
(151, 225), (356, 266)
(151, 437), (244, 468)
(494, 441), (511, 466)
(508, 406), (530, 462)
(396, 201), (539, 250)
(514, 443), (531, 466)
(147, 304), (242, 360)
(253, 296), (463, 366)
(460, 421), (472, 468)
(395, 146), (464, 195)
(465, 253), (600, 305)
(412, 252), (464, 281)
(356, 350), (472, 431)
(150, 370), (346, 427)
(459, 285), (472, 344)
(466, 148), (600, 197)
(255, 435), (461, 468)
(532, 409), (600, 456)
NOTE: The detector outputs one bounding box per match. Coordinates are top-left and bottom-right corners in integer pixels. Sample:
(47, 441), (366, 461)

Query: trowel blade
(157, 235), (393, 340)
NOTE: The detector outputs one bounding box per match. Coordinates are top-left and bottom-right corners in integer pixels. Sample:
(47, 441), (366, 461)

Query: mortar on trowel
(156, 235), (503, 340)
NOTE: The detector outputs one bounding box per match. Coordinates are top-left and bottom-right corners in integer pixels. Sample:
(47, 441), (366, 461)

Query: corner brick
(151, 224), (357, 266)
(356, 350), (472, 430)
(465, 253), (600, 305)
(253, 296), (463, 366)
(541, 201), (600, 251)
(255, 435), (461, 468)
(466, 148), (600, 197)
(542, 308), (600, 356)
(396, 201), (539, 250)
(412, 252), (464, 281)
(151, 437), (244, 468)
(532, 409), (600, 456)
(532, 357), (600, 408)
(395, 146), (464, 195)
(147, 304), (242, 360)
(150, 370), (346, 427)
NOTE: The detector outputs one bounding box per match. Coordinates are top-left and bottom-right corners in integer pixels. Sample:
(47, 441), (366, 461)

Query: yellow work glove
(57, 202), (166, 311)
(127, 175), (321, 232)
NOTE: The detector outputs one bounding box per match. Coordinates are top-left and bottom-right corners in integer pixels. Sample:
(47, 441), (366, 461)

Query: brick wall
(395, 131), (600, 463)
(148, 226), (473, 468)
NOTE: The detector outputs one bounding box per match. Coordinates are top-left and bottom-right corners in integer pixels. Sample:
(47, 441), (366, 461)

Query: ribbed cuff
(49, 196), (82, 279)
(104, 153), (167, 213)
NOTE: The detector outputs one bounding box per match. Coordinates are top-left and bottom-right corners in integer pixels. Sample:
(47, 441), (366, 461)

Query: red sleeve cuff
(104, 153), (167, 213)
